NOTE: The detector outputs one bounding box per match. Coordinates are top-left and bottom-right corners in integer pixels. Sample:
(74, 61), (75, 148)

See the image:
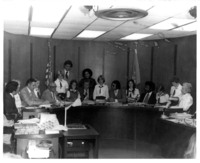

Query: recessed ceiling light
(30, 27), (54, 36)
(149, 18), (195, 30)
(77, 30), (106, 38)
(120, 33), (152, 40)
(173, 22), (197, 31)
(95, 8), (148, 21)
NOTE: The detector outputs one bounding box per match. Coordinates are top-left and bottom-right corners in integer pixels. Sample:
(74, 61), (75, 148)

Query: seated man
(166, 82), (193, 111)
(20, 78), (49, 106)
(79, 79), (94, 102)
(41, 82), (61, 104)
(138, 81), (156, 105)
(4, 81), (22, 121)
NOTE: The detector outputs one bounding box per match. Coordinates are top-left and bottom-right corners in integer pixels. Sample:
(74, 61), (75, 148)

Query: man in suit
(20, 78), (49, 106)
(62, 60), (75, 83)
(4, 81), (22, 121)
(79, 80), (94, 101)
(41, 82), (61, 104)
(139, 81), (156, 105)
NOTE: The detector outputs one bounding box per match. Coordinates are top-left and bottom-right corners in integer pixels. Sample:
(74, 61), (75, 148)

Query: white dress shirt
(170, 84), (182, 97)
(55, 79), (68, 93)
(34, 88), (40, 98)
(178, 93), (193, 111)
(14, 93), (22, 108)
(93, 84), (109, 100)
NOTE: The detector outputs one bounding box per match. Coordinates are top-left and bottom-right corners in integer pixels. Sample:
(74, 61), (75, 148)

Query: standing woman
(66, 80), (80, 102)
(93, 75), (109, 100)
(79, 68), (96, 90)
(54, 71), (69, 100)
(126, 79), (140, 103)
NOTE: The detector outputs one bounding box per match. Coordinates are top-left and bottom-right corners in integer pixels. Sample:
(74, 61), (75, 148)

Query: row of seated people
(57, 61), (193, 112)
(4, 73), (193, 122)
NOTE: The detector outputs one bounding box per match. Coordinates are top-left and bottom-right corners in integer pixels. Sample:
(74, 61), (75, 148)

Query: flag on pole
(132, 48), (141, 84)
(45, 41), (53, 86)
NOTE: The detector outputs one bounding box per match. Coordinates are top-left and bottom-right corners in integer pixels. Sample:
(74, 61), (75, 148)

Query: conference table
(21, 103), (196, 158)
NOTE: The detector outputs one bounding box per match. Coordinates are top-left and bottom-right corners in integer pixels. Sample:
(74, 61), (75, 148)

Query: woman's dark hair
(126, 79), (136, 91)
(97, 75), (105, 83)
(69, 80), (78, 90)
(82, 68), (93, 78)
(112, 80), (121, 89)
(64, 60), (73, 68)
(5, 81), (19, 93)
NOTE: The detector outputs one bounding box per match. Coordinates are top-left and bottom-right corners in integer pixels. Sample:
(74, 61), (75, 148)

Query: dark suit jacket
(4, 93), (19, 120)
(109, 89), (126, 103)
(139, 91), (157, 104)
(62, 69), (76, 84)
(79, 88), (94, 101)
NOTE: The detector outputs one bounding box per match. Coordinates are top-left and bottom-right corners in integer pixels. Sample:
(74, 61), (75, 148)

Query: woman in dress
(66, 80), (80, 102)
(126, 79), (140, 103)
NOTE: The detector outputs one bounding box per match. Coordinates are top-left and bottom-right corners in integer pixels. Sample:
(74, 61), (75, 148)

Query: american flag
(45, 41), (53, 86)
(132, 48), (141, 84)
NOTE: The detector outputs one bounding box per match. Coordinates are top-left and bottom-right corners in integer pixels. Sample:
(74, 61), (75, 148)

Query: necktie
(66, 71), (69, 79)
(60, 81), (62, 88)
(173, 89), (176, 96)
(37, 91), (40, 98)
(99, 86), (103, 94)
(143, 93), (149, 103)
(51, 92), (55, 100)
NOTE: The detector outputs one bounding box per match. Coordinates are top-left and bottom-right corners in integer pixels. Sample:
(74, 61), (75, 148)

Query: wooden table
(153, 118), (196, 158)
(62, 124), (99, 158)
(21, 106), (66, 119)
(14, 133), (62, 158)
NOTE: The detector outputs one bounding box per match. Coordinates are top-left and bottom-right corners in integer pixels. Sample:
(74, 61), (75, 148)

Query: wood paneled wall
(4, 32), (196, 111)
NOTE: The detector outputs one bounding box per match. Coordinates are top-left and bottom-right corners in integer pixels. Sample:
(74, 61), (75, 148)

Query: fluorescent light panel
(150, 18), (194, 30)
(31, 1), (68, 23)
(3, 2), (30, 21)
(173, 22), (197, 31)
(30, 27), (54, 36)
(77, 30), (106, 38)
(120, 33), (153, 40)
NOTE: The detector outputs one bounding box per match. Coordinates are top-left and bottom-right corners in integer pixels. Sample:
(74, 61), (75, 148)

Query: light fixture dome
(95, 8), (148, 21)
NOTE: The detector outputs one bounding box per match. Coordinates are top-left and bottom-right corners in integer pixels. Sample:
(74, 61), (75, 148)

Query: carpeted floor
(97, 139), (162, 158)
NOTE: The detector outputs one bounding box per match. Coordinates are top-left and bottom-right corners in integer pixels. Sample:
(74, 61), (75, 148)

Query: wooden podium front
(62, 124), (99, 158)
